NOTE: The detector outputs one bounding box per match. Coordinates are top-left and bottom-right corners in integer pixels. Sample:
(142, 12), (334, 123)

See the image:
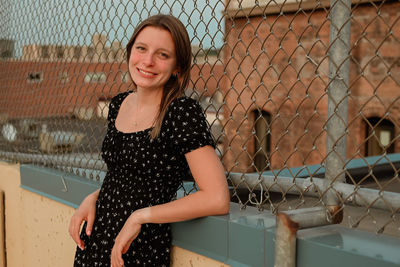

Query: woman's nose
(142, 53), (154, 66)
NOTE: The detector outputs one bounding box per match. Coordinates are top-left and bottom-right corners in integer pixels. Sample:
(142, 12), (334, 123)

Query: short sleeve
(107, 97), (117, 123)
(106, 91), (130, 124)
(164, 97), (216, 155)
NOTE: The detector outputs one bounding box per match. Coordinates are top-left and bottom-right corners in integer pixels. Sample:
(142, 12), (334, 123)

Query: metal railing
(0, 0), (399, 239)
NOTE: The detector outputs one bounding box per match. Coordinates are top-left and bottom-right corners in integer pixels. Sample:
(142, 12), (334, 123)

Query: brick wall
(223, 1), (400, 172)
(0, 60), (223, 118)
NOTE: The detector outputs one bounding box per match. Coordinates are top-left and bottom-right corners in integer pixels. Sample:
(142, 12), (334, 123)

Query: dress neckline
(112, 91), (190, 135)
(113, 91), (154, 135)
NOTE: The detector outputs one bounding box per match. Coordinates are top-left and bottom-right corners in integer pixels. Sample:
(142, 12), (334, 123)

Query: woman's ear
(171, 70), (179, 79)
(173, 65), (180, 76)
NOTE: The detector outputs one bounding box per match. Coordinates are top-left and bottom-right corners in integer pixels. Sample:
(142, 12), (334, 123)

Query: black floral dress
(73, 91), (215, 266)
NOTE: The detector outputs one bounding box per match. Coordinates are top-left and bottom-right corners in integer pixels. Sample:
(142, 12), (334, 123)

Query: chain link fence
(0, 0), (399, 237)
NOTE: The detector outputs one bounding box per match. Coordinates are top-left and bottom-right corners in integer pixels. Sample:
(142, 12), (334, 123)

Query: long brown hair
(126, 14), (192, 139)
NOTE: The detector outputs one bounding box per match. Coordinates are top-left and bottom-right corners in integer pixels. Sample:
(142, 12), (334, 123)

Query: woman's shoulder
(109, 91), (132, 109)
(163, 96), (215, 151)
(165, 96), (207, 125)
(111, 91), (132, 103)
(106, 91), (132, 120)
(168, 96), (200, 111)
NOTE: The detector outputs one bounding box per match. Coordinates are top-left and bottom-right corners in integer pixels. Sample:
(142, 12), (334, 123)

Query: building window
(73, 47), (81, 60)
(121, 72), (130, 83)
(0, 39), (14, 59)
(56, 45), (64, 59)
(84, 72), (106, 83)
(253, 110), (271, 172)
(27, 72), (42, 83)
(110, 49), (117, 61)
(59, 71), (69, 83)
(365, 117), (395, 156)
(97, 98), (110, 119)
(41, 45), (49, 59)
(87, 47), (95, 61)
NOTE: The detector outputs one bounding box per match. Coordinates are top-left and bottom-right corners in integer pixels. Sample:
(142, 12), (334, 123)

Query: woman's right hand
(68, 189), (99, 250)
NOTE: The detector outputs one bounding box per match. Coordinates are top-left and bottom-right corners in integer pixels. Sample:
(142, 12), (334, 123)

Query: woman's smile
(137, 68), (157, 77)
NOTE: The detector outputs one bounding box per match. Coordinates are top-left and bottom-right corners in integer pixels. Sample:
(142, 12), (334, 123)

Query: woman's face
(129, 26), (178, 93)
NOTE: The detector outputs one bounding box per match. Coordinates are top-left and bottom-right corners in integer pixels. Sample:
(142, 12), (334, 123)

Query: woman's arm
(111, 145), (230, 266)
(136, 145), (230, 222)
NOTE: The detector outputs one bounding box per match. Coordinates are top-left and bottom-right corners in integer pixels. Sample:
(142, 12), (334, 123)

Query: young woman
(69, 14), (230, 267)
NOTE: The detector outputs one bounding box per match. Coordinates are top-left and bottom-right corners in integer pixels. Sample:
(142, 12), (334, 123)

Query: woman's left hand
(110, 214), (142, 267)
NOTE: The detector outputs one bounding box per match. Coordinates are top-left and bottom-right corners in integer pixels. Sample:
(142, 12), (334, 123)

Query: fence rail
(1, 0), (399, 237)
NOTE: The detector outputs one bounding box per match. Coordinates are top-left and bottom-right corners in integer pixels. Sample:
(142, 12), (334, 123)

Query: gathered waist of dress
(101, 171), (177, 205)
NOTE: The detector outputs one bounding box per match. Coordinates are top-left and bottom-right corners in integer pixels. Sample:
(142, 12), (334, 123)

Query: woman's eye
(135, 46), (145, 51)
(159, 52), (169, 59)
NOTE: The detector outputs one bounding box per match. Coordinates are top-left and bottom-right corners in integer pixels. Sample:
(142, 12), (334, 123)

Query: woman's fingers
(111, 234), (127, 266)
(85, 212), (95, 236)
(111, 220), (141, 267)
(69, 192), (98, 249)
(111, 243), (124, 267)
(69, 214), (85, 249)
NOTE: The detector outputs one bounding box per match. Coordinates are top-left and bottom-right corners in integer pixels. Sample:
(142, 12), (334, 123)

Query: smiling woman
(124, 14), (193, 140)
(129, 26), (178, 94)
(120, 26), (179, 132)
(69, 14), (230, 267)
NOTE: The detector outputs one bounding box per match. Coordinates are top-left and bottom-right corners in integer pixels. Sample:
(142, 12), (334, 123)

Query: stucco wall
(0, 162), (76, 266)
(0, 162), (229, 267)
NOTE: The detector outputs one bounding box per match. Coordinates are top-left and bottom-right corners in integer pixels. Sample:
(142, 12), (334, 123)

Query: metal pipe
(324, 0), (352, 205)
(0, 151), (106, 171)
(229, 173), (400, 211)
(274, 207), (337, 267)
(274, 212), (298, 267)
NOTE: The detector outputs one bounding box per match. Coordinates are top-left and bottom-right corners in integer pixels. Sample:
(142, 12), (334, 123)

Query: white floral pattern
(73, 91), (215, 266)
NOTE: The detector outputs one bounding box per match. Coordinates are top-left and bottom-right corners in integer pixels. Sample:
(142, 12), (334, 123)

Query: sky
(2, 0), (225, 57)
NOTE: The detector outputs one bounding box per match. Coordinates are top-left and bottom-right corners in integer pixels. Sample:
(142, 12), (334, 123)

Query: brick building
(22, 34), (125, 63)
(222, 0), (400, 173)
(0, 31), (225, 114)
(0, 33), (225, 150)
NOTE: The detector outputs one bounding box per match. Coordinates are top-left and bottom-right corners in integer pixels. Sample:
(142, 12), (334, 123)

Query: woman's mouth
(138, 68), (156, 76)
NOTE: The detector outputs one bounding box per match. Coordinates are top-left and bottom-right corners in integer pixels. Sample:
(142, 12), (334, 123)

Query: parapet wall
(0, 162), (229, 267)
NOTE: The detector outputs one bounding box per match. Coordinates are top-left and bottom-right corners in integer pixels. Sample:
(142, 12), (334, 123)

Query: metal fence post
(324, 0), (352, 208)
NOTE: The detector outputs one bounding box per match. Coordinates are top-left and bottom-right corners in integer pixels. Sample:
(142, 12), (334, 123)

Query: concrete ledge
(20, 164), (100, 208)
(20, 164), (400, 267)
(296, 225), (400, 267)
